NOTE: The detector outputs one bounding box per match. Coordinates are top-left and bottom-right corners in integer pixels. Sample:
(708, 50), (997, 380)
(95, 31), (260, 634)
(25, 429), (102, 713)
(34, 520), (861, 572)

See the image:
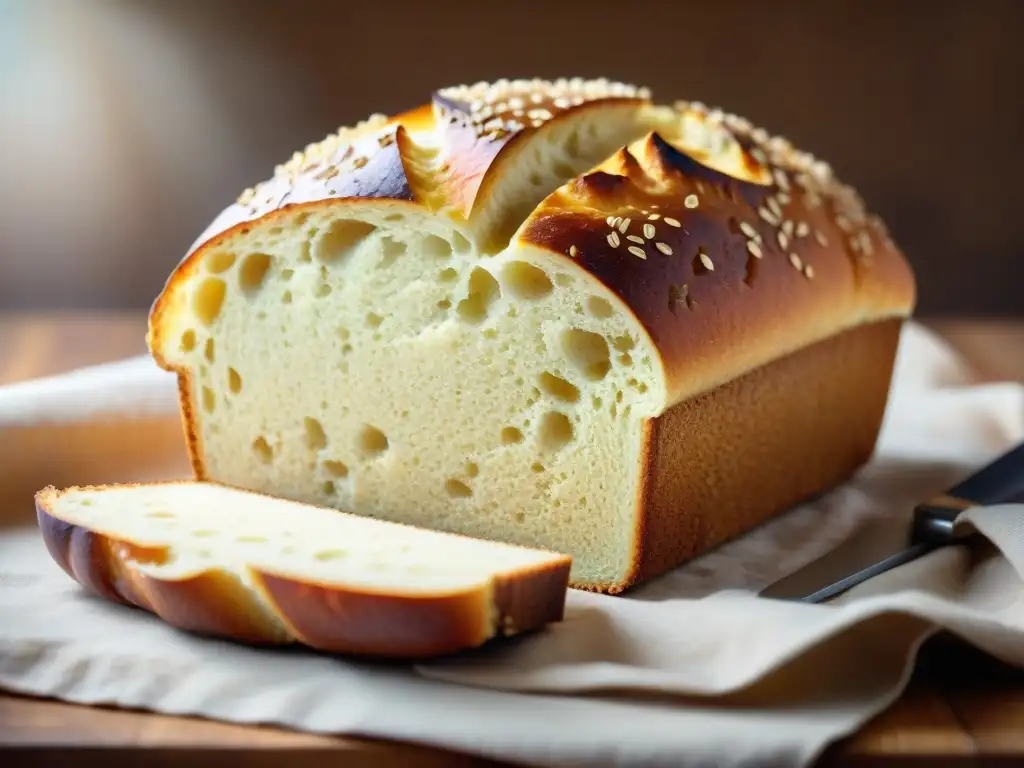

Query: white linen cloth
(1, 321), (1022, 767)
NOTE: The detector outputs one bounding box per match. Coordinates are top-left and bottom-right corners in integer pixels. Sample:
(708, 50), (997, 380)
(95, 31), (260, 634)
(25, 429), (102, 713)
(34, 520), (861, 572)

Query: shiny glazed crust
(35, 484), (572, 657)
(150, 77), (914, 416)
(520, 129), (915, 404)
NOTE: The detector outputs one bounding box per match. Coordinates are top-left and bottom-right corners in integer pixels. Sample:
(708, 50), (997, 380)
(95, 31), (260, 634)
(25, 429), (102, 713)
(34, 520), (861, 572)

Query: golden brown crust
(176, 370), (205, 480)
(34, 484), (572, 658)
(151, 79), (915, 409)
(625, 317), (903, 592)
(431, 79), (649, 227)
(155, 78), (652, 275)
(250, 573), (493, 657)
(519, 126), (916, 407)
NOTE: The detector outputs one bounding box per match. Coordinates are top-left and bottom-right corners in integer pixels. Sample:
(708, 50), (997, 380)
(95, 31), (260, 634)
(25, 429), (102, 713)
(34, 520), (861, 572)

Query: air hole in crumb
(365, 312), (383, 328)
(538, 372), (580, 402)
(358, 425), (388, 457)
(538, 411), (574, 451)
(554, 273), (572, 288)
(205, 251), (236, 274)
(457, 267), (500, 323)
(192, 530), (217, 538)
(192, 277), (226, 326)
(562, 329), (611, 380)
(316, 219), (376, 263)
(439, 267), (458, 282)
(592, 395), (603, 408)
(528, 171), (543, 186)
(531, 462), (546, 473)
(612, 334), (635, 352)
(378, 237), (406, 269)
(322, 481), (337, 495)
(445, 478), (473, 497)
(180, 329), (196, 352)
(422, 234), (453, 259)
(267, 226), (283, 236)
(323, 460), (349, 478)
(304, 418), (328, 450)
(514, 511), (526, 524)
(237, 536), (267, 543)
(482, 328), (497, 339)
(201, 386), (216, 413)
(437, 299), (451, 310)
(586, 296), (614, 318)
(252, 436), (274, 463)
(239, 252), (272, 293)
(315, 550), (347, 561)
(282, 290), (293, 304)
(618, 352), (633, 366)
(146, 511), (175, 519)
(451, 231), (472, 253)
(501, 426), (524, 444)
(337, 327), (350, 341)
(315, 282), (332, 298)
(294, 212), (311, 227)
(228, 368), (242, 394)
(384, 213), (404, 222)
(298, 240), (312, 263)
(503, 261), (553, 300)
(280, 268), (294, 281)
(465, 462), (479, 477)
(204, 337), (216, 363)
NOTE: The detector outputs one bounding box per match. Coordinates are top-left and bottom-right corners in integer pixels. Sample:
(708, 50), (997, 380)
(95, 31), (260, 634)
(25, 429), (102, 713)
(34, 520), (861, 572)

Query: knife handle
(912, 442), (1024, 545)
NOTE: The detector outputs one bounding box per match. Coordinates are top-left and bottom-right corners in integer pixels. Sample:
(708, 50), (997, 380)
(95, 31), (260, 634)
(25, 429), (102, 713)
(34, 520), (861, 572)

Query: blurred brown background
(1, 0), (1022, 317)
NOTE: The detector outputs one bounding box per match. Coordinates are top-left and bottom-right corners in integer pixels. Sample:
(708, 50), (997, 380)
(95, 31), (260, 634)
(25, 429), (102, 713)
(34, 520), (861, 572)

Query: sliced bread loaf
(148, 78), (916, 592)
(36, 482), (572, 657)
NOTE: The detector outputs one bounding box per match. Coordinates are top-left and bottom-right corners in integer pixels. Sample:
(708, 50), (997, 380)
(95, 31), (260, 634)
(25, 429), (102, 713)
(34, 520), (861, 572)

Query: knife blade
(759, 442), (1024, 603)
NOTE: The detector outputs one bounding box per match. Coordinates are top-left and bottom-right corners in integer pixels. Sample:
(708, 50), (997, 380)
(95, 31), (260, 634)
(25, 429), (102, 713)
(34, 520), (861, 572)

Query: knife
(759, 442), (1024, 603)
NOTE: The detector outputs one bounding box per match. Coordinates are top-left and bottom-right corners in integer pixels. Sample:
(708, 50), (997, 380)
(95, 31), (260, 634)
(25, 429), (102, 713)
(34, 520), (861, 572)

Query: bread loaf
(36, 482), (572, 657)
(147, 77), (916, 593)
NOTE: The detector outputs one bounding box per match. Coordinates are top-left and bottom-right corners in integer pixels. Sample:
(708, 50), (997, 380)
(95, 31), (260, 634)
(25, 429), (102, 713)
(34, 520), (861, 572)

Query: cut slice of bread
(35, 482), (572, 658)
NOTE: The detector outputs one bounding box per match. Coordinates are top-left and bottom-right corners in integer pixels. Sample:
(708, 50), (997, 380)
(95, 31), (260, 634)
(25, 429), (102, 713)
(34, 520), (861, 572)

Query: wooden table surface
(2, 312), (1024, 767)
